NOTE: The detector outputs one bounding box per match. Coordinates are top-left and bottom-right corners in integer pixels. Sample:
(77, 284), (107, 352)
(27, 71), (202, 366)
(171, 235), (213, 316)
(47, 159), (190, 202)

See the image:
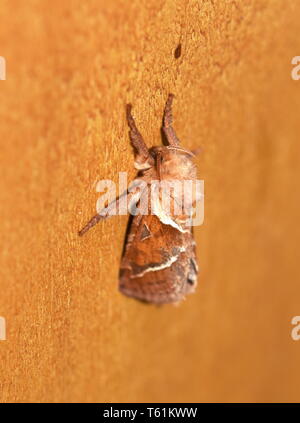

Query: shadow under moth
(79, 94), (200, 304)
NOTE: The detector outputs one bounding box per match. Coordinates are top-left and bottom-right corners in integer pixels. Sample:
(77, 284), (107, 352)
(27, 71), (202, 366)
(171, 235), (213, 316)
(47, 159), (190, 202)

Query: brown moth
(79, 94), (199, 304)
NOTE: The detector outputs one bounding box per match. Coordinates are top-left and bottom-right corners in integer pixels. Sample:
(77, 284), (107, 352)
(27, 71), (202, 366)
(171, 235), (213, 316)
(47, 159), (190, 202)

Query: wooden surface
(1, 0), (300, 402)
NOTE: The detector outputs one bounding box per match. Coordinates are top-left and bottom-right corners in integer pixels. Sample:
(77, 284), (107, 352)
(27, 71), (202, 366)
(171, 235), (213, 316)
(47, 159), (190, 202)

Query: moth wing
(119, 214), (198, 304)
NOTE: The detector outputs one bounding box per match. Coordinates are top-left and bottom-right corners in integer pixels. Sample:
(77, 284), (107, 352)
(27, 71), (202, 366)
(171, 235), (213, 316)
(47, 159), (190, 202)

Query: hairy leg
(163, 93), (180, 146)
(78, 189), (133, 236)
(126, 104), (152, 162)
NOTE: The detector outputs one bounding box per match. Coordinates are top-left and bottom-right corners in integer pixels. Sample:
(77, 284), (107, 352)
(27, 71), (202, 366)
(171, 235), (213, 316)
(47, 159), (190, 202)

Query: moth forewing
(119, 214), (197, 304)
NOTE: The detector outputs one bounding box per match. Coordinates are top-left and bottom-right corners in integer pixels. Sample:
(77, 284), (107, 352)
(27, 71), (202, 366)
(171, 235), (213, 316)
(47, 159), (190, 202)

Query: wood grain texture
(1, 0), (300, 402)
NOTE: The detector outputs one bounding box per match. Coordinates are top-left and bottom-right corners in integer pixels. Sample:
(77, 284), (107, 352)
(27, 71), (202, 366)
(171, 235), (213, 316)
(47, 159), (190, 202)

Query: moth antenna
(163, 93), (180, 146)
(166, 145), (196, 157)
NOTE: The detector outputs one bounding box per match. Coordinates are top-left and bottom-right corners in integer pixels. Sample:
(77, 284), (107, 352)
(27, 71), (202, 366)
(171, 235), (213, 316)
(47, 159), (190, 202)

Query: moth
(79, 94), (199, 304)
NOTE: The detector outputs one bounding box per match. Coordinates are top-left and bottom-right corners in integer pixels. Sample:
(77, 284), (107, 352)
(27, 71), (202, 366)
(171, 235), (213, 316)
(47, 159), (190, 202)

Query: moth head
(151, 146), (197, 180)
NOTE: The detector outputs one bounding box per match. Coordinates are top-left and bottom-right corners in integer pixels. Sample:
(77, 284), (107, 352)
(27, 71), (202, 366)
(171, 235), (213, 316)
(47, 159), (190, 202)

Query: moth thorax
(161, 153), (196, 180)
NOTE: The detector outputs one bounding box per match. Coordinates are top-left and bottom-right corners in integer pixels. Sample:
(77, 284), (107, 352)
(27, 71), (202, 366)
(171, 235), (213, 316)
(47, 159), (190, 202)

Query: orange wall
(0, 0), (300, 402)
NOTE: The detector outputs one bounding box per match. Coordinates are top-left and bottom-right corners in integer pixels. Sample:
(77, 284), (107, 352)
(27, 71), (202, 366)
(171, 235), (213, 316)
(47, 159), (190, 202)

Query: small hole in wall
(174, 44), (182, 59)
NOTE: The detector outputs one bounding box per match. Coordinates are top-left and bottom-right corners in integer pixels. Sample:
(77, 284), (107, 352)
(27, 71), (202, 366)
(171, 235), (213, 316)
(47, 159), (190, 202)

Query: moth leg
(156, 150), (162, 180)
(126, 104), (153, 165)
(163, 93), (180, 146)
(78, 190), (135, 236)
